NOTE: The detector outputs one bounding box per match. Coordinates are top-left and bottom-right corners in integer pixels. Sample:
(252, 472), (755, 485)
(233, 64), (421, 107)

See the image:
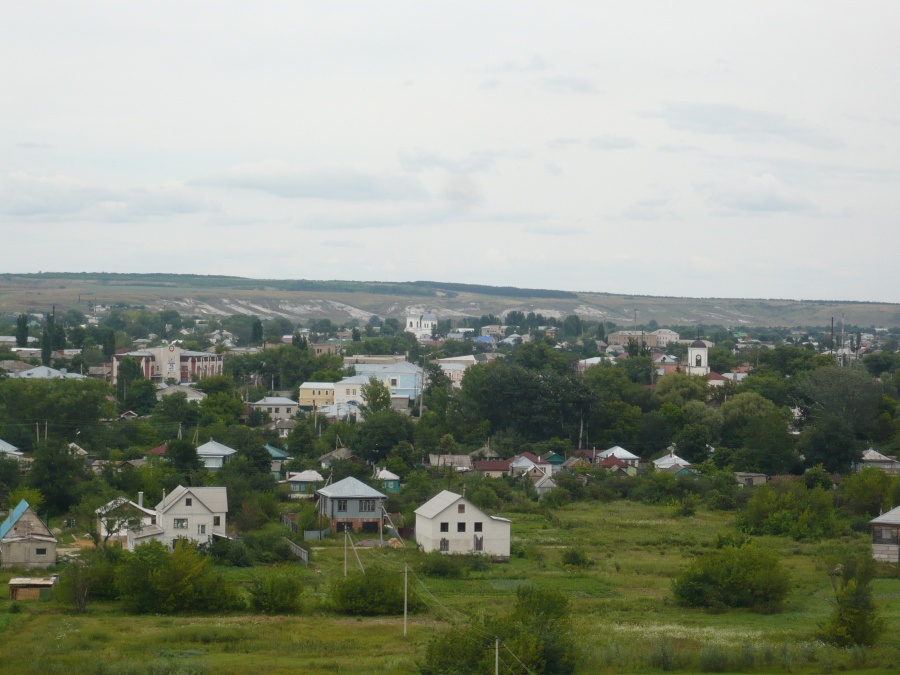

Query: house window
(198, 524), (206, 535)
(457, 522), (466, 533)
(36, 548), (47, 556)
(174, 518), (188, 529)
(360, 499), (375, 512)
(286, 408), (292, 415)
(440, 538), (449, 552)
(213, 516), (221, 526)
(337, 499), (348, 512)
(391, 378), (398, 387)
(458, 504), (465, 514)
(440, 522), (449, 532)
(474, 522), (483, 532)
(346, 389), (350, 395)
(185, 498), (192, 506)
(275, 408), (280, 414)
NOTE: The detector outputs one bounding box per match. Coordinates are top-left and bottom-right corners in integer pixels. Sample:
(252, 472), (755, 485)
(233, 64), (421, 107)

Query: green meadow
(0, 501), (898, 674)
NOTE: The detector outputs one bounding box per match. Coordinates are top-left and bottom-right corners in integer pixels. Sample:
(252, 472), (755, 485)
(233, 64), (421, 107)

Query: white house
(96, 495), (157, 541)
(415, 490), (510, 559)
(127, 485), (228, 551)
(249, 396), (298, 421)
(653, 448), (692, 470)
(196, 440), (237, 470)
(0, 439), (23, 459)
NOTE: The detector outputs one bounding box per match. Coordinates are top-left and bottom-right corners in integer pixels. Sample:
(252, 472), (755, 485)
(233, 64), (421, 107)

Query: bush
(419, 551), (487, 578)
(736, 477), (842, 540)
(673, 540), (790, 613)
(116, 540), (243, 614)
(331, 567), (415, 615)
(249, 572), (303, 614)
(561, 547), (592, 568)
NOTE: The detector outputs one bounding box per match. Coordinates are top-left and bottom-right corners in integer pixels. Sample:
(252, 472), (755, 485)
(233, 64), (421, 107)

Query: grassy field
(0, 502), (898, 673)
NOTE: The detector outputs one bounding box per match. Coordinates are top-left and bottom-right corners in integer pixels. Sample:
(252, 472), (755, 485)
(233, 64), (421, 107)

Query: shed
(9, 576), (57, 600)
(0, 500), (56, 569)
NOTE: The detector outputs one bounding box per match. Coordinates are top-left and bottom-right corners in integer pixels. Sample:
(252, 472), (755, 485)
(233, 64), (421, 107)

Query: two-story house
(316, 477), (387, 534)
(127, 486), (228, 551)
(415, 490), (510, 559)
(298, 382), (336, 409)
(249, 396), (298, 421)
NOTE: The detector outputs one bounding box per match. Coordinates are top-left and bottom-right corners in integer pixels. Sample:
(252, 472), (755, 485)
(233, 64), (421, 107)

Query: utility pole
(495, 638), (499, 675)
(344, 529), (348, 577)
(403, 564), (408, 636)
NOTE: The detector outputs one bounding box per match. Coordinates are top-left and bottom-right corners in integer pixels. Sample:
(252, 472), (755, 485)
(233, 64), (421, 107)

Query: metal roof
(414, 490), (463, 520)
(871, 505), (900, 525)
(0, 500), (31, 539)
(156, 486), (228, 514)
(316, 476), (386, 499)
(196, 440), (237, 457)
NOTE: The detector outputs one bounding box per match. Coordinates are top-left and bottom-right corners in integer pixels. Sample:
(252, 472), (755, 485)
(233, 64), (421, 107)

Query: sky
(3, 2), (900, 303)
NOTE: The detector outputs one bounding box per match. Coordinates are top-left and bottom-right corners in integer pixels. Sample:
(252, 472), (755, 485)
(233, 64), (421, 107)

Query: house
(561, 456), (592, 473)
(298, 382), (335, 409)
(249, 396), (298, 422)
(316, 477), (387, 533)
(127, 485), (228, 551)
(349, 361), (424, 403)
(375, 467), (401, 493)
(533, 473), (558, 497)
(196, 440), (237, 470)
(734, 472), (768, 487)
(319, 446), (353, 469)
(95, 495), (157, 541)
(309, 340), (342, 357)
(428, 454), (473, 471)
(599, 456), (636, 476)
(597, 446), (639, 468)
(156, 383), (206, 402)
(264, 444), (292, 479)
(857, 448), (900, 474)
(0, 500), (56, 569)
(473, 459), (511, 478)
(871, 505), (900, 562)
(653, 449), (692, 471)
(333, 375), (370, 409)
(414, 490), (510, 558)
(0, 439), (23, 459)
(8, 365), (85, 380)
(273, 418), (295, 439)
(283, 470), (324, 498)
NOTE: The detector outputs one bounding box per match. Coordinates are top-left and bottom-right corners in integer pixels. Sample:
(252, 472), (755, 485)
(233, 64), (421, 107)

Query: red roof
(474, 460), (511, 472)
(599, 456), (628, 468)
(706, 372), (727, 381)
(516, 451), (541, 463)
(146, 443), (167, 457)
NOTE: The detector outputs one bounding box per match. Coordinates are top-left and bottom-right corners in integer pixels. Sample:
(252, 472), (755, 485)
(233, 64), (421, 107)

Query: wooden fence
(283, 537), (309, 566)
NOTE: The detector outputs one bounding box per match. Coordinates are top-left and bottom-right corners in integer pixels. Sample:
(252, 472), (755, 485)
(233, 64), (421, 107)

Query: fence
(283, 537), (309, 565)
(281, 513), (298, 533)
(304, 528), (330, 541)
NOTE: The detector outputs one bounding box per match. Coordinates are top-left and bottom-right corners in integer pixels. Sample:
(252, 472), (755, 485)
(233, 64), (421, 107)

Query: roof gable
(0, 500), (53, 539)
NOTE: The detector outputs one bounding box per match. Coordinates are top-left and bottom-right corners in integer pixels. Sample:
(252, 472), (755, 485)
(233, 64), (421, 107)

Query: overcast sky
(3, 2), (899, 302)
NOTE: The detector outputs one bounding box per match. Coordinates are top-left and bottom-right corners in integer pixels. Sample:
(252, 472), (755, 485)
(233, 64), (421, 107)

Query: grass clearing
(0, 501), (897, 672)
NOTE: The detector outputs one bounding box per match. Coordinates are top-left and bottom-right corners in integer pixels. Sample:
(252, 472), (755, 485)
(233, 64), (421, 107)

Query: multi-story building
(111, 345), (223, 385)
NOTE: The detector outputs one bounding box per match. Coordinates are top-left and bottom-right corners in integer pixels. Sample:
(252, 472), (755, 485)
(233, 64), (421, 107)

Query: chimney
(138, 492), (144, 508)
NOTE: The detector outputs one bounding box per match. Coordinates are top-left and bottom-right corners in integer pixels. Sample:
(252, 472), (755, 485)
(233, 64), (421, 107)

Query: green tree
(26, 440), (84, 515)
(166, 439), (203, 478)
(359, 376), (392, 417)
(352, 410), (414, 464)
(15, 314), (28, 348)
(819, 553), (885, 647)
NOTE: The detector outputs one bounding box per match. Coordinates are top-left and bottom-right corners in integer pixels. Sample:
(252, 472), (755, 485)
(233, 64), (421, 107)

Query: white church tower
(685, 339), (709, 376)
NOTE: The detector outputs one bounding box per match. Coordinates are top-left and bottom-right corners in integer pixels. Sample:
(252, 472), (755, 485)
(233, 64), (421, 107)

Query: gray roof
(252, 397), (298, 406)
(0, 438), (21, 455)
(871, 505), (900, 525)
(316, 476), (386, 499)
(196, 440), (237, 457)
(156, 486), (229, 514)
(415, 490), (463, 519)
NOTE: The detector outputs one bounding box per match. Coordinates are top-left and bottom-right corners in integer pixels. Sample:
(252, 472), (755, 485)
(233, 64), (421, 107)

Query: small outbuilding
(415, 490), (510, 559)
(9, 576), (57, 600)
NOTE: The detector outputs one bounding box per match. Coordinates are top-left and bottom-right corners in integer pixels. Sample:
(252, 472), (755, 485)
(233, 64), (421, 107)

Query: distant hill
(1, 273), (898, 328)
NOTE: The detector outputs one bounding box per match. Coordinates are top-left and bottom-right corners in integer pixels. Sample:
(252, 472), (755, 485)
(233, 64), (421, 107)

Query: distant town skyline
(3, 3), (900, 303)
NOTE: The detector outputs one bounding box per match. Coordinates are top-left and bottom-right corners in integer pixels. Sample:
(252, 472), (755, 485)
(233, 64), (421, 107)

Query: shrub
(736, 477), (842, 540)
(116, 540), (243, 614)
(673, 540), (790, 613)
(561, 547), (592, 568)
(249, 572), (303, 614)
(331, 567), (415, 615)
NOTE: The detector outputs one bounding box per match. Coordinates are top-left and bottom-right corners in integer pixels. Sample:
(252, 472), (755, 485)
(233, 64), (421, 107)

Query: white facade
(196, 440), (237, 470)
(685, 339), (710, 376)
(415, 490), (510, 558)
(127, 486), (227, 551)
(250, 396), (298, 421)
(406, 313), (437, 340)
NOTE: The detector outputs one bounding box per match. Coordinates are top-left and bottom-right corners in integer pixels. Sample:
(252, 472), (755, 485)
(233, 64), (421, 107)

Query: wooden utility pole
(344, 529), (348, 577)
(495, 638), (499, 675)
(403, 564), (408, 636)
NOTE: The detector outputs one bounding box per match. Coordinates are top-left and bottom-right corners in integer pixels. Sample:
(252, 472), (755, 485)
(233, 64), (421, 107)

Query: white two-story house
(127, 486), (228, 551)
(415, 490), (510, 559)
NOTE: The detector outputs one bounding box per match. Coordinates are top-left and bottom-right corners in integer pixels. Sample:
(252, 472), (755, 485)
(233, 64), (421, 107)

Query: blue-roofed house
(0, 500), (56, 569)
(374, 467), (401, 493)
(265, 444), (292, 479)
